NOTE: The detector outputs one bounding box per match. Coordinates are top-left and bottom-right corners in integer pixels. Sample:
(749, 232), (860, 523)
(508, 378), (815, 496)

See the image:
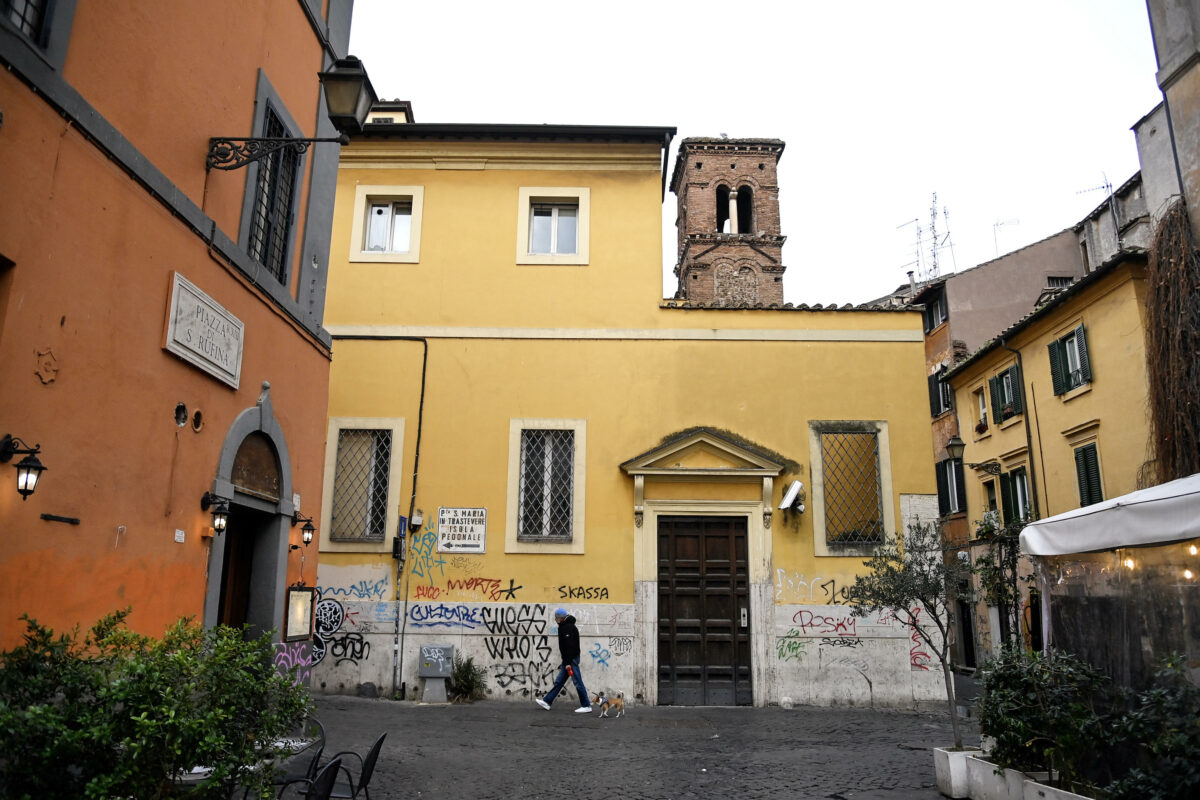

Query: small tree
(846, 521), (973, 749)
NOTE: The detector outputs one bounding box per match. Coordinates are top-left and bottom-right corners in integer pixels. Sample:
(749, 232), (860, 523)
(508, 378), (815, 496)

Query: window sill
(350, 250), (419, 264)
(999, 415), (1023, 430)
(516, 254), (589, 266)
(1061, 382), (1092, 402)
(972, 428), (992, 442)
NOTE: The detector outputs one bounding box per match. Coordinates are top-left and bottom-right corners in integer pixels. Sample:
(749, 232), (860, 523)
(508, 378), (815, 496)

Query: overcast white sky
(349, 0), (1163, 305)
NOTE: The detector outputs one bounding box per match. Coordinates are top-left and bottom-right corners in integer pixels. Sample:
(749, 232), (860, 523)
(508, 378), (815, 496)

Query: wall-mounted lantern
(201, 491), (229, 532)
(291, 513), (316, 547)
(206, 55), (377, 171)
(1, 433), (46, 500)
(945, 434), (1002, 476)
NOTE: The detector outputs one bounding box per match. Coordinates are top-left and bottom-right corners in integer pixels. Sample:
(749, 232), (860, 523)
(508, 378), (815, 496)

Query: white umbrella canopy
(1020, 472), (1200, 556)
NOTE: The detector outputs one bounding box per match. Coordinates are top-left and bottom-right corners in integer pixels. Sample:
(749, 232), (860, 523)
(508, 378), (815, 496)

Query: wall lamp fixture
(206, 56), (378, 171)
(201, 492), (229, 532)
(945, 435), (1003, 476)
(292, 513), (316, 547)
(1, 433), (46, 500)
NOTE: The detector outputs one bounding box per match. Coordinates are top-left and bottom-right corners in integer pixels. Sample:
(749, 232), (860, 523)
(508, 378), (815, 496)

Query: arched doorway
(203, 383), (295, 640)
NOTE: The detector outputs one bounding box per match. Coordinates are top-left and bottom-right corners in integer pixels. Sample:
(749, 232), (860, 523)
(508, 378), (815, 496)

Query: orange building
(0, 1), (362, 666)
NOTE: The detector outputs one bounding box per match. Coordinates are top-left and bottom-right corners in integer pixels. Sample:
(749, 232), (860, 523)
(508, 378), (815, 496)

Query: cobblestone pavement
(313, 694), (979, 800)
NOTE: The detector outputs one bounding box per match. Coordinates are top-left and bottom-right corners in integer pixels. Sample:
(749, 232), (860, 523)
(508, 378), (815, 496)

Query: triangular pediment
(620, 428), (784, 477)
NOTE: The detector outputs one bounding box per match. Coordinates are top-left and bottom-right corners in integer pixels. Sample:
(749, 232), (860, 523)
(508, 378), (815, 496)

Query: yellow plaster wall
(950, 263), (1150, 523)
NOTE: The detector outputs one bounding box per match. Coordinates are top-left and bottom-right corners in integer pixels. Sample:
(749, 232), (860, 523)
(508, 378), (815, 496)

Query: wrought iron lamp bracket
(967, 461), (1003, 476)
(206, 134), (349, 171)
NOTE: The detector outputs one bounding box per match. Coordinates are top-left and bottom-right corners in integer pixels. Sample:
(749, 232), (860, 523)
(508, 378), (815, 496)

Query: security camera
(779, 480), (804, 510)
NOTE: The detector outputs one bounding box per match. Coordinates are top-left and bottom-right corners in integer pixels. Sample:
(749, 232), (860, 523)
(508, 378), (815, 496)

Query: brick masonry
(670, 138), (787, 304)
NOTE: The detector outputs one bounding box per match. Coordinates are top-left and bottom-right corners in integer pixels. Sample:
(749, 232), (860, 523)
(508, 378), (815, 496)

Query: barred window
(517, 428), (575, 541)
(820, 430), (884, 546)
(4, 0), (46, 39)
(247, 107), (299, 284)
(330, 429), (391, 542)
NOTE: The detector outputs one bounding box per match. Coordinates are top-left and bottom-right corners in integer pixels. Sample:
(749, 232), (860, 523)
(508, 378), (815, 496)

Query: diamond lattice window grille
(821, 430), (884, 545)
(518, 428), (574, 541)
(330, 429), (391, 542)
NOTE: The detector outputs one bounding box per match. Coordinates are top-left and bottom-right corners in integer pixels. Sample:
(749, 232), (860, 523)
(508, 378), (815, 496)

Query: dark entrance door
(658, 515), (751, 705)
(217, 505), (273, 631)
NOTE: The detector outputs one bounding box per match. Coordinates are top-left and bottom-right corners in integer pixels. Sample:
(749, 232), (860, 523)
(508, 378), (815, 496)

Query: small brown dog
(591, 691), (625, 718)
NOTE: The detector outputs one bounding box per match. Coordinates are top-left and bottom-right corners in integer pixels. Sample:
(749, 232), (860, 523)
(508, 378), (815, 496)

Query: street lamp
(292, 513), (316, 547)
(201, 492), (230, 532)
(945, 434), (1002, 476)
(1, 433), (46, 500)
(206, 55), (377, 171)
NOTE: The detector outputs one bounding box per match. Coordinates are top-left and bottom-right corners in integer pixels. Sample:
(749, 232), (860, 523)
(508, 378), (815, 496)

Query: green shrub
(0, 610), (311, 799)
(977, 647), (1109, 789)
(1104, 654), (1200, 800)
(447, 652), (488, 703)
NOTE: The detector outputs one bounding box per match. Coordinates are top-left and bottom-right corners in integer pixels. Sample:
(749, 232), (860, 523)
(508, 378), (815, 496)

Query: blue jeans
(543, 658), (589, 707)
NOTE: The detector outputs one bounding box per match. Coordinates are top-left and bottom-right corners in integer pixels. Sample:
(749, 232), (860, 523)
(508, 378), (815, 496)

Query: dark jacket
(557, 615), (580, 664)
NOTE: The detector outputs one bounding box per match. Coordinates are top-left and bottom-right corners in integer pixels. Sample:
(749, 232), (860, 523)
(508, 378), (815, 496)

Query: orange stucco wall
(0, 3), (335, 646)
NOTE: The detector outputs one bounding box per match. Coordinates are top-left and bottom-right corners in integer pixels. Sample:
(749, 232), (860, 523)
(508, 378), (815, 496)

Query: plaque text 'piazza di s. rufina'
(164, 272), (245, 388)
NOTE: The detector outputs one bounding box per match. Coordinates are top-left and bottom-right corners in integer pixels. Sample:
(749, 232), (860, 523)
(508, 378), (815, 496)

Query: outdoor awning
(1020, 472), (1200, 556)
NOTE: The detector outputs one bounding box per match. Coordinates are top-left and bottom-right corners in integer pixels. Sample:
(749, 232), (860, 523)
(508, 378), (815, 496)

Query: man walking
(536, 608), (592, 713)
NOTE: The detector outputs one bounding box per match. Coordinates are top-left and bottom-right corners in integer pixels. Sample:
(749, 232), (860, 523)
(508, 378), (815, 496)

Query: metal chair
(277, 756), (342, 800)
(326, 732), (387, 800)
(272, 717), (327, 788)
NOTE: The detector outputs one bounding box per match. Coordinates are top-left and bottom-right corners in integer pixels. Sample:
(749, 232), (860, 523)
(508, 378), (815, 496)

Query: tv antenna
(993, 218), (1019, 257)
(899, 193), (957, 283)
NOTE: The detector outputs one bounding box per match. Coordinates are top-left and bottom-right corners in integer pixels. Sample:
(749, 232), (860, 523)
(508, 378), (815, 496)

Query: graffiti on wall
(775, 570), (853, 604)
(317, 576), (390, 601)
(410, 526), (446, 587)
(481, 603), (555, 692)
(273, 641), (312, 685)
(312, 596), (371, 667)
(408, 603), (484, 629)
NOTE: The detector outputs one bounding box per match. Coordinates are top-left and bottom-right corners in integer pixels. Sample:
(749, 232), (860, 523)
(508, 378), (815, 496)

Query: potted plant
(1001, 404), (1016, 420)
(975, 420), (989, 434)
(977, 647), (1108, 800)
(847, 521), (976, 798)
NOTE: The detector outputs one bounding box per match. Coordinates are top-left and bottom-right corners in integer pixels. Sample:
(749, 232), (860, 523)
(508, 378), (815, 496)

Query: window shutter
(936, 460), (950, 516)
(988, 377), (1002, 424)
(1007, 366), (1023, 413)
(954, 460), (967, 513)
(1075, 443), (1102, 506)
(1000, 472), (1017, 524)
(929, 374), (940, 417)
(1075, 324), (1092, 383)
(1048, 338), (1066, 396)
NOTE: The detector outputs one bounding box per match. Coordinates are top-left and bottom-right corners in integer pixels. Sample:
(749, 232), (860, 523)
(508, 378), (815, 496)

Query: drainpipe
(332, 334), (428, 699)
(998, 338), (1040, 520)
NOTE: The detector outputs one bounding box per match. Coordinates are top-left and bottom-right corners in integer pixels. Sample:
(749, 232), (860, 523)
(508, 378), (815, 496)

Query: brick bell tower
(669, 137), (787, 304)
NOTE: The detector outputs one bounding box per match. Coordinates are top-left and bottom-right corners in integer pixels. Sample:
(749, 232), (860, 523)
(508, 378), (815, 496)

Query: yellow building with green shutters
(313, 120), (943, 708)
(945, 251), (1150, 659)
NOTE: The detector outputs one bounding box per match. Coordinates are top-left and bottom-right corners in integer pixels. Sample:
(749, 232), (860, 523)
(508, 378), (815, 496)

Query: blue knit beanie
(554, 608), (567, 619)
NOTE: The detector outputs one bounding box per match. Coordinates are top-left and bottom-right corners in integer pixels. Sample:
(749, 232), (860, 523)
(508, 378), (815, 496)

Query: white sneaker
(574, 706), (593, 714)
(536, 698), (551, 710)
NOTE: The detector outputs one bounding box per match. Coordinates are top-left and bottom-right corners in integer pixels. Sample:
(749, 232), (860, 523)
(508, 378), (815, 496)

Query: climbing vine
(1145, 199), (1200, 485)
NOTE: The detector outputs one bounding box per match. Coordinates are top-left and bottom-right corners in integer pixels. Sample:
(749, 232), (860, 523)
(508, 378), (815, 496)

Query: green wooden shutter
(1075, 443), (1102, 506)
(953, 460), (967, 513)
(1075, 324), (1092, 384)
(928, 374), (940, 417)
(936, 460), (950, 515)
(1048, 338), (1066, 396)
(1000, 472), (1017, 524)
(989, 376), (1002, 424)
(1007, 366), (1023, 413)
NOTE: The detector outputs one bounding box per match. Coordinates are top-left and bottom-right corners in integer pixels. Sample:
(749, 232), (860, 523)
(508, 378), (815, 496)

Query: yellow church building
(313, 113), (944, 708)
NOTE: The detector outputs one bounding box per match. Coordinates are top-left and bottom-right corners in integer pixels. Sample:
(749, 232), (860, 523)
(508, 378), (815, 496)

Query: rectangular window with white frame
(349, 185), (424, 263)
(988, 365), (1022, 422)
(506, 419), (586, 553)
(973, 388), (989, 433)
(936, 458), (966, 516)
(320, 418), (405, 551)
(1048, 323), (1092, 395)
(517, 187), (589, 265)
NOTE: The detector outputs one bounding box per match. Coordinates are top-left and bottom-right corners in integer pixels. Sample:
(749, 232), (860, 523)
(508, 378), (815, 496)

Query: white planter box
(966, 754), (1008, 800)
(1023, 777), (1093, 800)
(935, 746), (981, 798)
